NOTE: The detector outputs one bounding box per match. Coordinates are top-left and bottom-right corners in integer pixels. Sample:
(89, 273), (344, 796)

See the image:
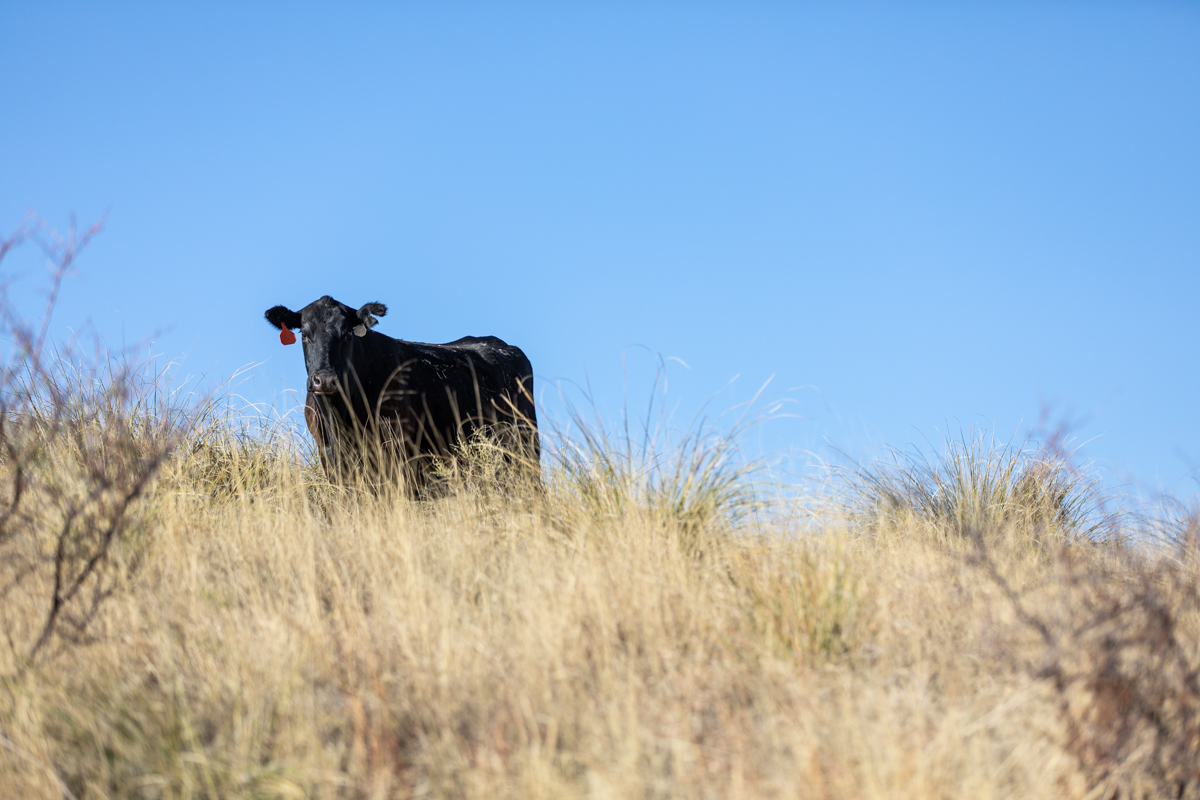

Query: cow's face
(264, 296), (387, 396)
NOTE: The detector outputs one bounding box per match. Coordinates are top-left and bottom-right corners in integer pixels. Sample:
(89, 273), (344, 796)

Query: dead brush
(0, 216), (193, 676)
(969, 522), (1200, 800)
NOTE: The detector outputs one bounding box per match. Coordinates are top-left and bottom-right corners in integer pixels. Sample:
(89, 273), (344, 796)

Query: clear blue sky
(2, 2), (1197, 496)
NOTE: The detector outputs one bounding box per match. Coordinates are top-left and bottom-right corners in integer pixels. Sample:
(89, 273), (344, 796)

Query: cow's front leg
(305, 392), (335, 477)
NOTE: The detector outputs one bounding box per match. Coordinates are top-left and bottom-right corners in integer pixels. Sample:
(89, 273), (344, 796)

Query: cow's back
(390, 335), (539, 463)
(446, 335), (507, 348)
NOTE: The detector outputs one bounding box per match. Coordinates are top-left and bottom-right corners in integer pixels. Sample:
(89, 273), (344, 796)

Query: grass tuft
(842, 429), (1112, 546)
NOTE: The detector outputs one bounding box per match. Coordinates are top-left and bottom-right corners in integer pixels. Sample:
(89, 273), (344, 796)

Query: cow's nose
(310, 371), (337, 395)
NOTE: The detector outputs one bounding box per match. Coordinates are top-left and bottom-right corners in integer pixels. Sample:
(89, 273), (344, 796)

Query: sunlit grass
(840, 430), (1114, 547)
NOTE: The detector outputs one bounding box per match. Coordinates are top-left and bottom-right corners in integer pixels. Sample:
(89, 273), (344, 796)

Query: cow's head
(264, 296), (387, 396)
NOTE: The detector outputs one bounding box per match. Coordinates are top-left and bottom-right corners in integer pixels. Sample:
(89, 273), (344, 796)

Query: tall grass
(0, 364), (1194, 799)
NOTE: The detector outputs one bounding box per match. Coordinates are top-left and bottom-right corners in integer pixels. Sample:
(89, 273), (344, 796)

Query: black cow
(264, 296), (539, 490)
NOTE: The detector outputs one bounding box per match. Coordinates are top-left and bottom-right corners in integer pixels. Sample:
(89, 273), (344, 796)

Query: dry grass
(0, 388), (1197, 799)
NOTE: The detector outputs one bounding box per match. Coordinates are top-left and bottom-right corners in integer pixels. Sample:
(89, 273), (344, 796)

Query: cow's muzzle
(309, 371), (338, 396)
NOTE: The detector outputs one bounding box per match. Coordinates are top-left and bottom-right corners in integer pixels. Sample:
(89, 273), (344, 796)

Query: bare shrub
(0, 216), (187, 673)
(973, 528), (1200, 799)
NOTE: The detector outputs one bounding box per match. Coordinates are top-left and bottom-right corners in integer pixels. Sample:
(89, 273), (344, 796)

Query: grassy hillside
(0, 361), (1198, 800)
(1, 216), (1197, 799)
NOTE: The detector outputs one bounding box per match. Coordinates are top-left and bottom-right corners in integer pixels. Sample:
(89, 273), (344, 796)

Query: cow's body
(266, 296), (538, 489)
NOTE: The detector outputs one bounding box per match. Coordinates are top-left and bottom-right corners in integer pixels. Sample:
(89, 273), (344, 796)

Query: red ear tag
(280, 324), (297, 345)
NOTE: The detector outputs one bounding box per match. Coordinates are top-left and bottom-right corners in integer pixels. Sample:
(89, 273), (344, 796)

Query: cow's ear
(357, 302), (386, 328)
(265, 305), (303, 330)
